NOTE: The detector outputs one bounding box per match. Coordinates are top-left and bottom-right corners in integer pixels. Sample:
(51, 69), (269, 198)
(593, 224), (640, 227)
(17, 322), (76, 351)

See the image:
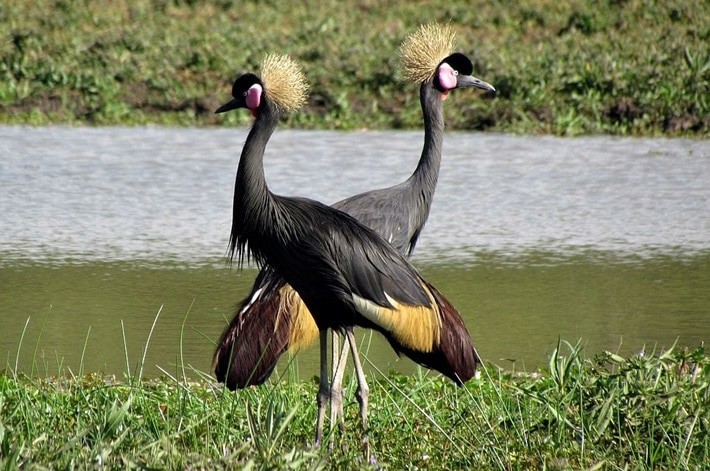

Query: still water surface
(1, 126), (708, 379)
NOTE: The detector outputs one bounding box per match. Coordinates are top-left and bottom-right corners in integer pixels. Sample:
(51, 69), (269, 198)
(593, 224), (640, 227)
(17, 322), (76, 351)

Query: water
(1, 126), (708, 378)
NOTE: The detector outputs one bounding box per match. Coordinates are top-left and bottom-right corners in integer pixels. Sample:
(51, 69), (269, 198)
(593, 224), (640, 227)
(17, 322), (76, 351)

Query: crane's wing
(329, 219), (479, 384)
(326, 220), (444, 354)
(333, 187), (416, 256)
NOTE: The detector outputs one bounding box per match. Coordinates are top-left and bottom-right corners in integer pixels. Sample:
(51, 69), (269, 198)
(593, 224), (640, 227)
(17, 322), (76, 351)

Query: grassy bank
(0, 0), (707, 135)
(1, 341), (707, 469)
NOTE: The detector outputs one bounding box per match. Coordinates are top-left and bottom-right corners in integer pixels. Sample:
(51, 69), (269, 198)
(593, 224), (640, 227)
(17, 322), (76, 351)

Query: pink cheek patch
(437, 63), (457, 91)
(246, 84), (263, 111)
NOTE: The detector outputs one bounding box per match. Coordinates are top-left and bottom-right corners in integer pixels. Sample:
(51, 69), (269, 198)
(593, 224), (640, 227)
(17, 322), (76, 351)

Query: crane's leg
(314, 329), (329, 447)
(345, 327), (373, 462)
(329, 328), (350, 446)
(330, 329), (341, 432)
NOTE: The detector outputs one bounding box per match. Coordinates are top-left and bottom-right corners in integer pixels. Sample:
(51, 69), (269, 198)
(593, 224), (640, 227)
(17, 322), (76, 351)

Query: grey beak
(215, 97), (240, 114)
(458, 75), (496, 94)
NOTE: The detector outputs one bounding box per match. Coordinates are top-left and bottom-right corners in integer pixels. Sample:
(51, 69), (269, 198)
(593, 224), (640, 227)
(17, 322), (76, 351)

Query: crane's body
(214, 25), (494, 395)
(214, 50), (484, 456)
(228, 95), (475, 380)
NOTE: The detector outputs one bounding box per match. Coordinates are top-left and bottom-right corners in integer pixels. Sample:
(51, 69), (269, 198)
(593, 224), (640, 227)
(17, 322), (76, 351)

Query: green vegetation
(0, 0), (707, 135)
(1, 340), (707, 469)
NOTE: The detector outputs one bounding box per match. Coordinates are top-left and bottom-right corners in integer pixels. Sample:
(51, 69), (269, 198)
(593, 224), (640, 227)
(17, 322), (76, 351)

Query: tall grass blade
(14, 317), (31, 375)
(137, 305), (163, 383)
(78, 326), (92, 378)
(30, 310), (51, 378)
(120, 319), (131, 381)
(179, 299), (196, 383)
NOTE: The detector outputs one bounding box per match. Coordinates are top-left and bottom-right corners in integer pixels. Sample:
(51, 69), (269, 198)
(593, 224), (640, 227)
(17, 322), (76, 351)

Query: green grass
(1, 335), (707, 469)
(0, 0), (707, 135)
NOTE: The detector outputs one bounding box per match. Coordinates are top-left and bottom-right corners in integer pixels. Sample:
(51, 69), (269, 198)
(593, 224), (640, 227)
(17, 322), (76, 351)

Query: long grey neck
(229, 100), (280, 264)
(408, 80), (445, 211)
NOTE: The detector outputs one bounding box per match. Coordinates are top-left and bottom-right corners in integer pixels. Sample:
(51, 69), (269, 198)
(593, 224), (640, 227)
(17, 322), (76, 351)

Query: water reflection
(1, 253), (707, 379)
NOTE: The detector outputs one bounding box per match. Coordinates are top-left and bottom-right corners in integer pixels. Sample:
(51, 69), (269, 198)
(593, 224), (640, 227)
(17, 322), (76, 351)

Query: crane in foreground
(214, 53), (480, 458)
(214, 24), (493, 430)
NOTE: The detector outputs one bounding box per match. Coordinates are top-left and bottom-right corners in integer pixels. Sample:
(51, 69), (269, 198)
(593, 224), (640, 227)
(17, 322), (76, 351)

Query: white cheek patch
(246, 83), (263, 110)
(437, 62), (457, 91)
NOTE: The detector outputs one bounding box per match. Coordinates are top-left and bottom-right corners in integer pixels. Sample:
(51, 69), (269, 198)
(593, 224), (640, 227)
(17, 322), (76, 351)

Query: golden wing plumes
(352, 285), (443, 353)
(399, 23), (456, 84)
(278, 284), (320, 353)
(260, 53), (309, 112)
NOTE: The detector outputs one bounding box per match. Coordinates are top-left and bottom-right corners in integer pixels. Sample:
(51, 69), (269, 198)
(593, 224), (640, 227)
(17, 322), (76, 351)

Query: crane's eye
(454, 71), (459, 76)
(243, 91), (248, 97)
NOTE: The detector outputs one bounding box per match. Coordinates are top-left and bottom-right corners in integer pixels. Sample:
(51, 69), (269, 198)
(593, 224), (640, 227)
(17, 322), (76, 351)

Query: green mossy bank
(1, 0), (707, 135)
(0, 343), (707, 469)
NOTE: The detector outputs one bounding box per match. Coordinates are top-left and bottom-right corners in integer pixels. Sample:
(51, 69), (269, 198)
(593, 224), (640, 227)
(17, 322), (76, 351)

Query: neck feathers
(229, 101), (280, 265)
(409, 81), (444, 214)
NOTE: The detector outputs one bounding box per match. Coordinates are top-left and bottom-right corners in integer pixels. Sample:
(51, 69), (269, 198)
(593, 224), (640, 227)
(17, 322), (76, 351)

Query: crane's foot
(314, 382), (328, 447)
(343, 327), (376, 465)
(314, 330), (330, 448)
(362, 435), (376, 466)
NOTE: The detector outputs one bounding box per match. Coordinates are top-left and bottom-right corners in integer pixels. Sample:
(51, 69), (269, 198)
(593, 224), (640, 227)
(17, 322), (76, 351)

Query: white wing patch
(351, 291), (442, 352)
(240, 286), (265, 314)
(352, 292), (389, 326)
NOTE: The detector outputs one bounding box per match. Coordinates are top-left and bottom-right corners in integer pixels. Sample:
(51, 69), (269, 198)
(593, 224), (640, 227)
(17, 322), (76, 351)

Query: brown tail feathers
(214, 272), (478, 388)
(381, 280), (481, 384)
(213, 272), (319, 389)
